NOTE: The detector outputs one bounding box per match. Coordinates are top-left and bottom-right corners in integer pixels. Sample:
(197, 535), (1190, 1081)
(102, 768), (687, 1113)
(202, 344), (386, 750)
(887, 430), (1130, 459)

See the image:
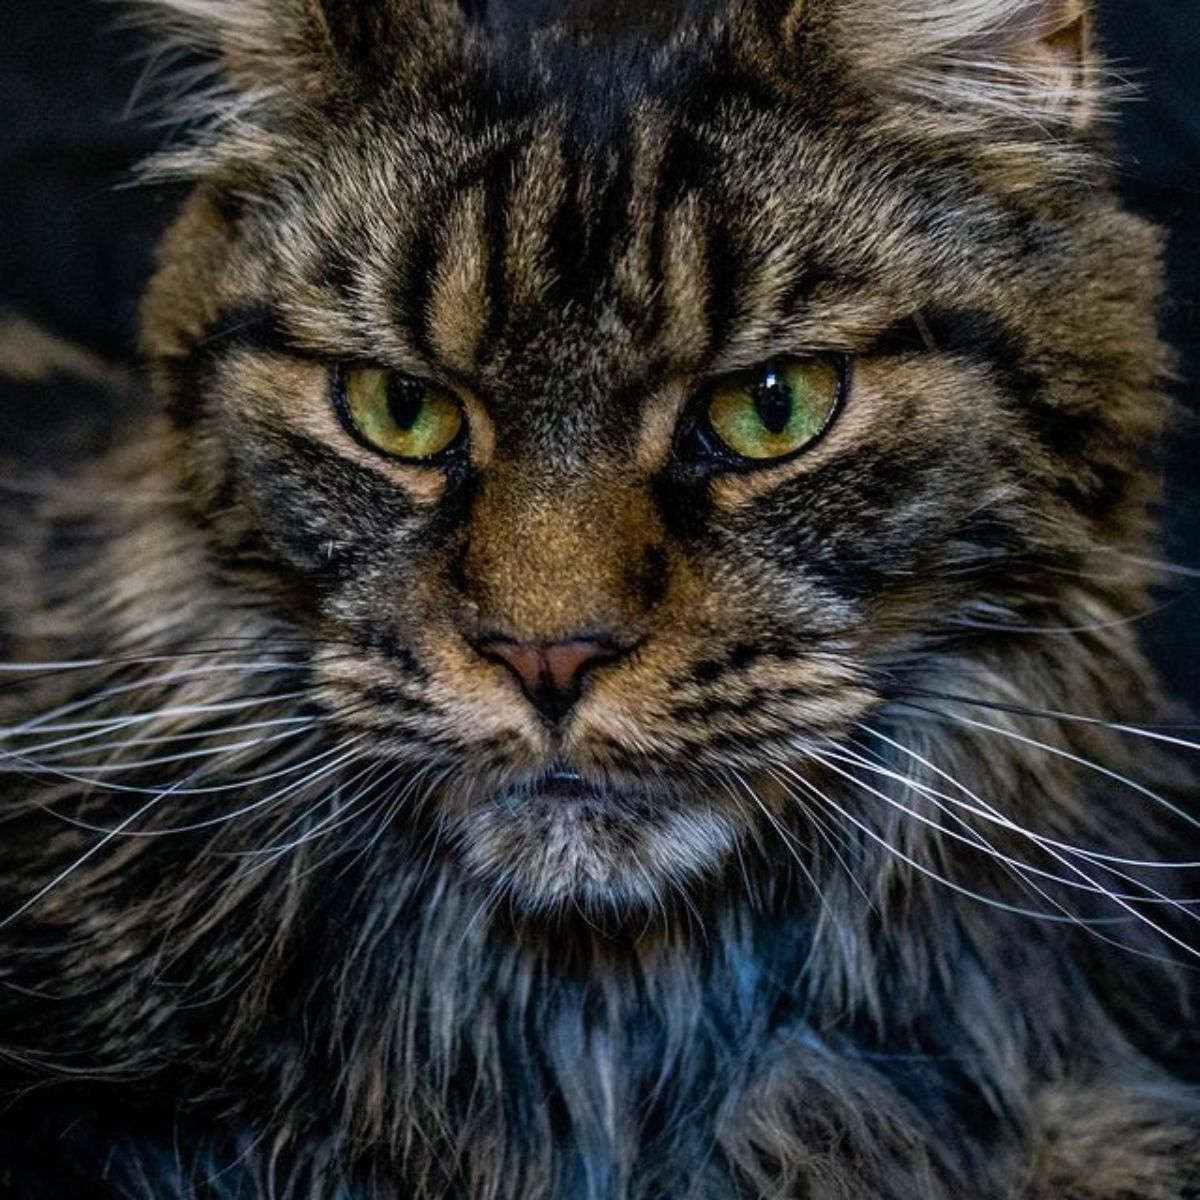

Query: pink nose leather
(481, 637), (620, 721)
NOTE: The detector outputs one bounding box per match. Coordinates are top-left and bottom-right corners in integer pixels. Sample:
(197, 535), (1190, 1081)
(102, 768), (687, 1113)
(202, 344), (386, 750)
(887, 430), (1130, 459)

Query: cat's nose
(477, 634), (626, 723)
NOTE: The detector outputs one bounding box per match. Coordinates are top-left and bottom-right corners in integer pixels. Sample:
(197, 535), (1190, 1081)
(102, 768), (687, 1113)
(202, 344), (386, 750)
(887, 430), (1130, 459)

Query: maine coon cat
(1, 0), (1198, 1195)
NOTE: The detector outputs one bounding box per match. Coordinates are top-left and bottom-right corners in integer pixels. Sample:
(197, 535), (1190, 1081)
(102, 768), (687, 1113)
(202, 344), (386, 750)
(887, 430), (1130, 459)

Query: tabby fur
(1, 1), (1199, 1196)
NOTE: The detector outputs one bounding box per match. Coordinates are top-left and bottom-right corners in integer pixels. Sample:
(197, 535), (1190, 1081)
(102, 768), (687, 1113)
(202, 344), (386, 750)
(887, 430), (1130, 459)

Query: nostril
(540, 640), (618, 695)
(475, 634), (627, 723)
(481, 641), (544, 696)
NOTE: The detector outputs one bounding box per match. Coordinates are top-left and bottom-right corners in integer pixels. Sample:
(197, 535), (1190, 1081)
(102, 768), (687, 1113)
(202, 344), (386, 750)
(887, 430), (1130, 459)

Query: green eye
(705, 357), (842, 463)
(337, 367), (465, 461)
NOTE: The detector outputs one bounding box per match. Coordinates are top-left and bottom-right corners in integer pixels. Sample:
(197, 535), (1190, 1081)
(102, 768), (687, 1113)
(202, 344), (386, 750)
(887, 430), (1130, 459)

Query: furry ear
(749, 0), (1100, 130)
(133, 0), (470, 176)
(846, 0), (1099, 127)
(136, 0), (467, 107)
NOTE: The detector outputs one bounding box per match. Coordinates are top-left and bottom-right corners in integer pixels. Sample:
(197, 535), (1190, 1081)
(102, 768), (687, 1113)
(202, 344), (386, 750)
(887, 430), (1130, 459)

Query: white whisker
(803, 733), (1200, 962)
(4, 734), (364, 810)
(903, 686), (1200, 747)
(0, 692), (312, 742)
(861, 725), (1200, 872)
(238, 758), (395, 862)
(825, 738), (1200, 912)
(767, 756), (1115, 925)
(7, 725), (319, 776)
(899, 702), (1200, 836)
(11, 713), (321, 762)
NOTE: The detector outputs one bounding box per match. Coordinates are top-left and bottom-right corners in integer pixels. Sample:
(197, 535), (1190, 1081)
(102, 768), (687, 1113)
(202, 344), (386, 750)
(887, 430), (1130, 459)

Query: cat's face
(143, 0), (1160, 913)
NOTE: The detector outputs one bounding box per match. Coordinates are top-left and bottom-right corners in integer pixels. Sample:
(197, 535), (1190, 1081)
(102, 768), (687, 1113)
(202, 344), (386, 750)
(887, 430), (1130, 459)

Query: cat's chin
(453, 770), (737, 917)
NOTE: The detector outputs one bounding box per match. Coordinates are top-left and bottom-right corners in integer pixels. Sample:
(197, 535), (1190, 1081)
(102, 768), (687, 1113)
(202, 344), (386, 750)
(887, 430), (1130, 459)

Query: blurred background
(0, 0), (1197, 699)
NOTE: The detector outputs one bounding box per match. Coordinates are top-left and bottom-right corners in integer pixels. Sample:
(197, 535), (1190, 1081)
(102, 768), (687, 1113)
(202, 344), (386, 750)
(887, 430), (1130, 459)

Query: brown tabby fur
(1, 0), (1199, 1196)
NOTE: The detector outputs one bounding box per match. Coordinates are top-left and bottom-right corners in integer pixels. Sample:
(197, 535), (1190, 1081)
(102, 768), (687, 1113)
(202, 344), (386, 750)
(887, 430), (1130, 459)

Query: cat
(1, 0), (1199, 1195)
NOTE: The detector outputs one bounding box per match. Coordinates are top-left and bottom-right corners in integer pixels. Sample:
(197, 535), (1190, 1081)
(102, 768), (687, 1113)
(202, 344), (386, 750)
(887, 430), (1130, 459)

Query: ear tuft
(837, 0), (1103, 130)
(130, 0), (466, 179)
(134, 0), (298, 92)
(1029, 2), (1096, 124)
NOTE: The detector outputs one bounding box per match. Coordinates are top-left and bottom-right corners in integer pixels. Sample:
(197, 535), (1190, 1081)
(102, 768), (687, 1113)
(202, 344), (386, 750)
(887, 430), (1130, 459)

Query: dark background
(0, 1), (1197, 698)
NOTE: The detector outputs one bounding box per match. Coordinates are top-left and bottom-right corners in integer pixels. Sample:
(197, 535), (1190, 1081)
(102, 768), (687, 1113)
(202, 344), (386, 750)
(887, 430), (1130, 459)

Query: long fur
(1, 1), (1198, 1197)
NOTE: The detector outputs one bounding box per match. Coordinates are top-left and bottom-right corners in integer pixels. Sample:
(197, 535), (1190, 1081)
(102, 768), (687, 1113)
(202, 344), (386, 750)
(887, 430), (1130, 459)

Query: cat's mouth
(489, 764), (654, 811)
(534, 764), (589, 790)
(453, 761), (739, 915)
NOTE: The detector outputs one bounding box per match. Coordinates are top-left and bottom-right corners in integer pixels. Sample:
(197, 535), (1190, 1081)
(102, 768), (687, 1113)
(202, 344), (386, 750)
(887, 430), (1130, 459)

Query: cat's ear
(137, 0), (469, 102)
(134, 0), (473, 176)
(745, 0), (1100, 130)
(850, 0), (1098, 128)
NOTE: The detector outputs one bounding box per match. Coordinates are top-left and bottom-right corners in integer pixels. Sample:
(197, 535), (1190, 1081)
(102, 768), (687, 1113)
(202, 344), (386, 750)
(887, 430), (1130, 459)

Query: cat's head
(138, 0), (1164, 916)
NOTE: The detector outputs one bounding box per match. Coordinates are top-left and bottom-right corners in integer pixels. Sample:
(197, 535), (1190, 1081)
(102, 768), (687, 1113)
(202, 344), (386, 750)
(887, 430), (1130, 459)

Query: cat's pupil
(752, 371), (793, 435)
(387, 379), (425, 430)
